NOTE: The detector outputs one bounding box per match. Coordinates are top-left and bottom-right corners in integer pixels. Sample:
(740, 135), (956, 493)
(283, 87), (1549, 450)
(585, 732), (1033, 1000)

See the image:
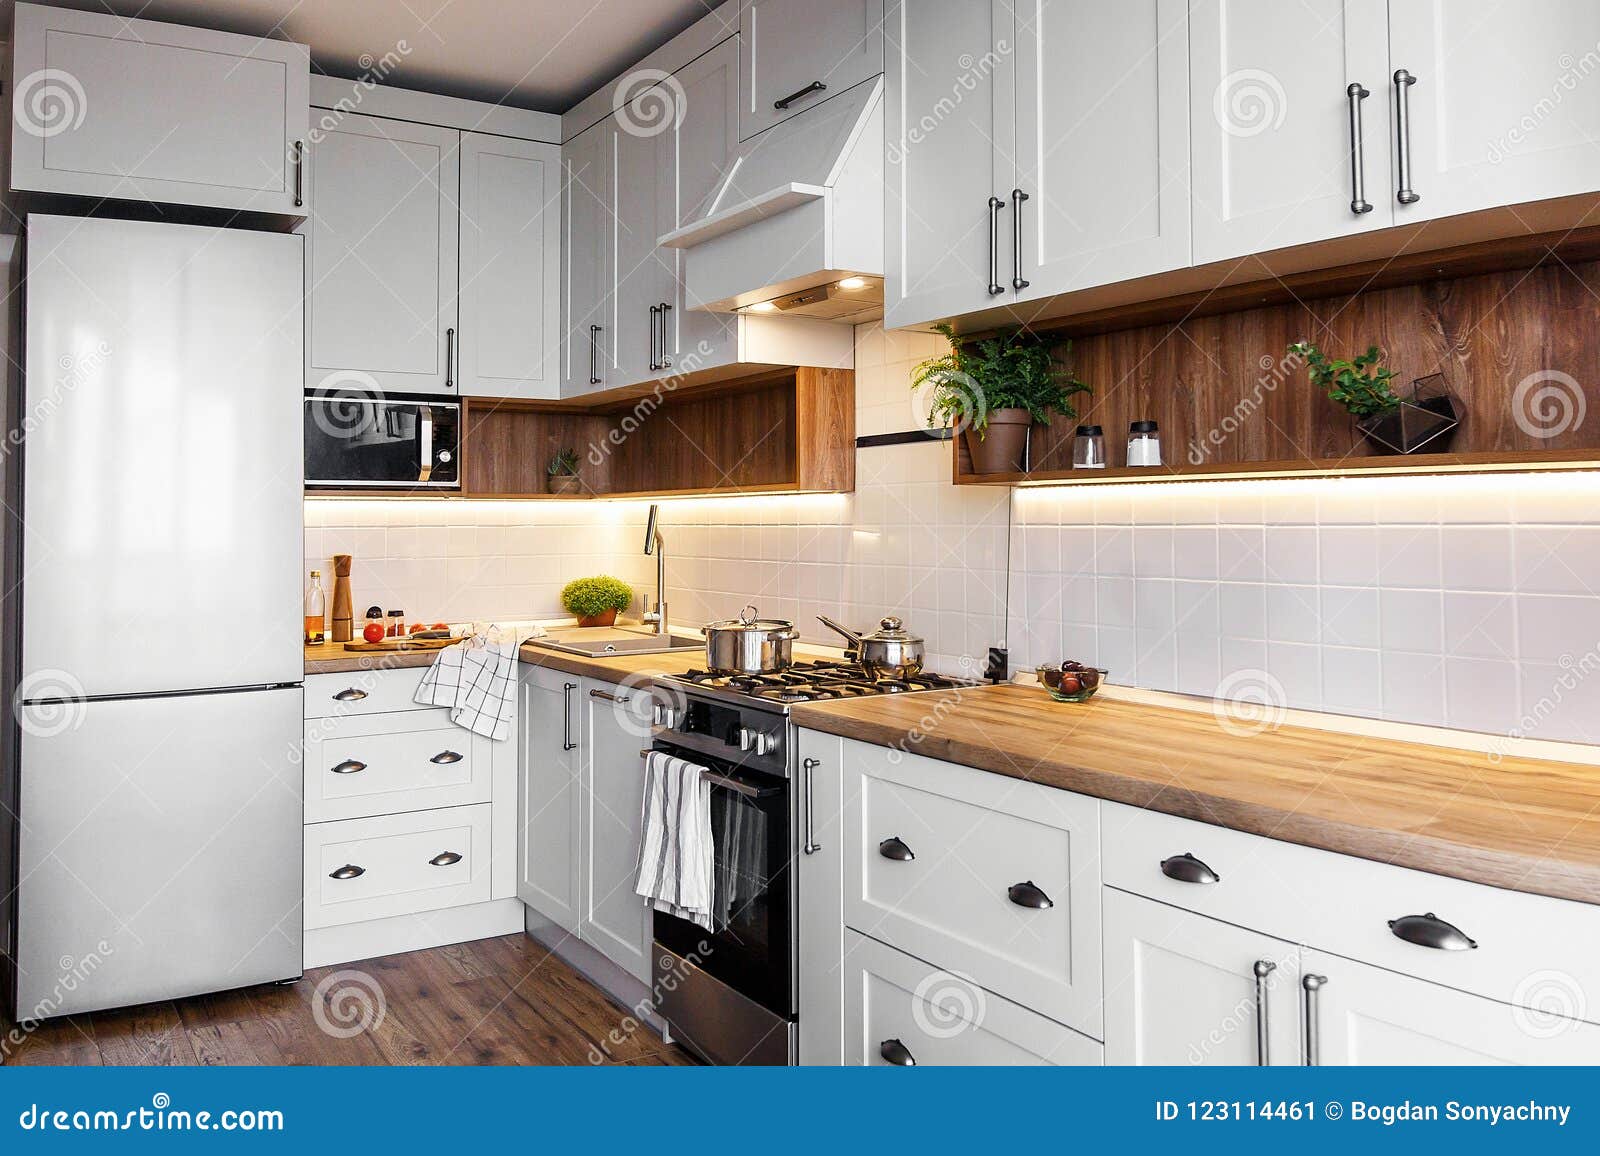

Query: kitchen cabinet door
(883, 0), (1017, 329)
(739, 0), (884, 141)
(1188, 0), (1392, 265)
(304, 112), (459, 394)
(613, 107), (675, 387)
(1389, 0), (1600, 224)
(1305, 949), (1600, 1065)
(579, 678), (654, 984)
(517, 666), (583, 936)
(562, 120), (617, 394)
(459, 133), (561, 400)
(10, 3), (309, 215)
(659, 37), (742, 375)
(796, 729), (846, 1065)
(1012, 0), (1189, 301)
(1103, 888), (1301, 1065)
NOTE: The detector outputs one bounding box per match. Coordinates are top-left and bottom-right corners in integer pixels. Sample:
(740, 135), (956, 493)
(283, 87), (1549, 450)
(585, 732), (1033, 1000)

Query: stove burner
(666, 659), (980, 707)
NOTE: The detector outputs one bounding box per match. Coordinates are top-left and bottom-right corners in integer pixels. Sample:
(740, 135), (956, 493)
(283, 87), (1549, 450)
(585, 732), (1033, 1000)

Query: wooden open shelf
(954, 244), (1600, 487)
(460, 366), (853, 499)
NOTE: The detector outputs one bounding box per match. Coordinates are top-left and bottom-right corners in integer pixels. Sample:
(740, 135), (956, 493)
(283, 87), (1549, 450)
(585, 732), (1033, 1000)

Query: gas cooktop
(659, 659), (980, 708)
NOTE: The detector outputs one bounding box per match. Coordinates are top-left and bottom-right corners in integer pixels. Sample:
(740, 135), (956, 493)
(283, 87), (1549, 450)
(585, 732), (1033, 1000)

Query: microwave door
(304, 398), (443, 487)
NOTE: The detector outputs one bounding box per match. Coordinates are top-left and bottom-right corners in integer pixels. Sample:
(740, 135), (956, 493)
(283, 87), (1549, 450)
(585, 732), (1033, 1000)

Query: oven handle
(639, 748), (782, 799)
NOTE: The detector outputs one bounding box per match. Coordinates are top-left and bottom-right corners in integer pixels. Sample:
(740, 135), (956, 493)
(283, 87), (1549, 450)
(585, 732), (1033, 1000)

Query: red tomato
(362, 622), (385, 644)
(409, 623), (427, 634)
(431, 622), (449, 630)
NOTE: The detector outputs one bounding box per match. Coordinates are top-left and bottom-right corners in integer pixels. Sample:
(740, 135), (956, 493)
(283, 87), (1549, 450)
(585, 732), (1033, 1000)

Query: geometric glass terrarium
(1356, 373), (1461, 455)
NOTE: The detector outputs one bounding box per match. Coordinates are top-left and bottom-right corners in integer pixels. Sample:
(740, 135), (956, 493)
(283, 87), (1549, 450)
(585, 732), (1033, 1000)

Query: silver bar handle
(417, 404), (434, 484)
(292, 140), (304, 208)
(648, 304), (659, 371)
(802, 757), (821, 855)
(658, 302), (672, 368)
(1010, 188), (1030, 292)
(444, 327), (456, 389)
(1346, 82), (1373, 215)
(589, 688), (629, 704)
(562, 682), (577, 751)
(1393, 69), (1420, 205)
(987, 196), (1005, 295)
(1253, 960), (1276, 1066)
(1301, 973), (1327, 1065)
(589, 324), (602, 385)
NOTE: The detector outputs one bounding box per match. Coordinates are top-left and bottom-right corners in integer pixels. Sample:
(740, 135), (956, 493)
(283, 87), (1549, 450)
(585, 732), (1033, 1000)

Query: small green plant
(560, 576), (634, 620)
(546, 448), (579, 477)
(912, 323), (1090, 438)
(1289, 341), (1402, 419)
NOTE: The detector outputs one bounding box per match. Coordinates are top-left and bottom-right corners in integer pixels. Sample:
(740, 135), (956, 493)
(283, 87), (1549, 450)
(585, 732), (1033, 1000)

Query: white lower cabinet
(797, 730), (846, 1065)
(844, 932), (1102, 1066)
(1103, 889), (1301, 1066)
(305, 804), (492, 929)
(517, 666), (583, 934)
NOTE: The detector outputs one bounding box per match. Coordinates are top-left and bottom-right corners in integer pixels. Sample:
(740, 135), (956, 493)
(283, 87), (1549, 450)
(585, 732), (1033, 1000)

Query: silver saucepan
(817, 615), (926, 680)
(702, 605), (799, 674)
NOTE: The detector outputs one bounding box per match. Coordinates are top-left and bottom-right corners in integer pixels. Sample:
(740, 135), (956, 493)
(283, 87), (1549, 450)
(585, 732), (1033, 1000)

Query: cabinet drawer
(842, 737), (1101, 1036)
(844, 931), (1101, 1066)
(304, 804), (491, 929)
(1103, 800), (1600, 1021)
(304, 713), (488, 823)
(305, 670), (429, 718)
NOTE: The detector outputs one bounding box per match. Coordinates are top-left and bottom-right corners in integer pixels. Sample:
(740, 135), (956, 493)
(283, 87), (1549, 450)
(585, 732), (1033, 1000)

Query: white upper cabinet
(1389, 0), (1600, 224)
(740, 0), (884, 140)
(562, 119), (617, 394)
(458, 133), (561, 400)
(884, 0), (1015, 329)
(10, 3), (309, 214)
(1189, 0), (1393, 265)
(304, 113), (459, 395)
(614, 109), (677, 386)
(1013, 0), (1190, 301)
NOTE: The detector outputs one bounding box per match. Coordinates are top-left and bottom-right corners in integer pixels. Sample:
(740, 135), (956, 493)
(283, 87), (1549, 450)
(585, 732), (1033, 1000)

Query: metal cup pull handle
(331, 759), (367, 775)
(1160, 851), (1221, 884)
(1388, 912), (1477, 951)
(1007, 880), (1054, 909)
(329, 864), (365, 881)
(878, 836), (915, 862)
(430, 750), (464, 765)
(333, 687), (368, 702)
(429, 851), (463, 867)
(878, 1038), (916, 1066)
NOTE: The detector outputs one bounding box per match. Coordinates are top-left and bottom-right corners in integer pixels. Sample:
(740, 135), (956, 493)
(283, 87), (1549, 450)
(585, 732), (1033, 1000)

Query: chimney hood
(656, 76), (883, 322)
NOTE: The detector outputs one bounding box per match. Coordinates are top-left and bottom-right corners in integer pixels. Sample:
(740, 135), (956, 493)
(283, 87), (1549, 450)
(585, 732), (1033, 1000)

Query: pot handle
(816, 614), (862, 647)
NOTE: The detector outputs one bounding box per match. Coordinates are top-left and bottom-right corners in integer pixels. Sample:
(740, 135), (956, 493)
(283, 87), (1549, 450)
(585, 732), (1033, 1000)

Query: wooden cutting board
(341, 636), (457, 653)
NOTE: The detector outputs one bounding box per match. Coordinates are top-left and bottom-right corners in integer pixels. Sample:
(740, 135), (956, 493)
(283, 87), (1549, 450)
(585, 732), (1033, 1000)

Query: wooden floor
(2, 934), (696, 1066)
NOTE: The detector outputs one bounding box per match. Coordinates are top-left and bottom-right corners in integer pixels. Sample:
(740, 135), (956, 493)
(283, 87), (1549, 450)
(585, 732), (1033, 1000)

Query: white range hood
(657, 76), (883, 322)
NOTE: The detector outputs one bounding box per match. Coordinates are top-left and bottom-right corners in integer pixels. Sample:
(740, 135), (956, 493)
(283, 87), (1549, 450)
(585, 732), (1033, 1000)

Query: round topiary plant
(560, 575), (634, 627)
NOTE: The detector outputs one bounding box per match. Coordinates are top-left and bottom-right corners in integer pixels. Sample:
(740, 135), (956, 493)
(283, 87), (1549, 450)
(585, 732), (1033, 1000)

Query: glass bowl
(1036, 663), (1108, 703)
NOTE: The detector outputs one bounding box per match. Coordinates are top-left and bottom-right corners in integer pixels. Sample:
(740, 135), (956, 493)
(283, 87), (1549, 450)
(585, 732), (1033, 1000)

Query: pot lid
(860, 615), (922, 644)
(703, 604), (796, 633)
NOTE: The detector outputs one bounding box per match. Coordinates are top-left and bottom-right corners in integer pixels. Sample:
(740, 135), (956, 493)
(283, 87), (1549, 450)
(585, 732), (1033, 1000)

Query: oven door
(652, 745), (793, 1061)
(304, 394), (460, 489)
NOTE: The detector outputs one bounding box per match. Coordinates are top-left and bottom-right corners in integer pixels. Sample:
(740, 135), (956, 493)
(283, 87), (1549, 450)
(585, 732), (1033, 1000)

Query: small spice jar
(1127, 420), (1162, 467)
(1072, 425), (1106, 469)
(387, 609), (406, 638)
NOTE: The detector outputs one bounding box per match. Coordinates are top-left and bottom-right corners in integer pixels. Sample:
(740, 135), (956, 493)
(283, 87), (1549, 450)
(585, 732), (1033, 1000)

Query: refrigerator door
(15, 688), (302, 1017)
(20, 215), (303, 699)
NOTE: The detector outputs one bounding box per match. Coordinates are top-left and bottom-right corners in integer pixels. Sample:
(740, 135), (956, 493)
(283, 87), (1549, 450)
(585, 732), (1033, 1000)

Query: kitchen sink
(527, 627), (703, 658)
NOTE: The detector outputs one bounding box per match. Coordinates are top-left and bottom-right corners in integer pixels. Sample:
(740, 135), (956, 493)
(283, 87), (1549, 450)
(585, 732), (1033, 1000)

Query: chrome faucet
(642, 504), (668, 636)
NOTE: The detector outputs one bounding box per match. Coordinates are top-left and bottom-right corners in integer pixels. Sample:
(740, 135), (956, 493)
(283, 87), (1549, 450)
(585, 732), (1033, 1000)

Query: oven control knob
(438, 450), (452, 463)
(738, 726), (756, 752)
(755, 731), (777, 757)
(652, 703), (677, 729)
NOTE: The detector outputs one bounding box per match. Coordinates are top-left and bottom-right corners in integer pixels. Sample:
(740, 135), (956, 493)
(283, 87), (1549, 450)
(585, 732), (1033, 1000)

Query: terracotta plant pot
(964, 407), (1033, 474)
(576, 608), (618, 628)
(547, 473), (581, 495)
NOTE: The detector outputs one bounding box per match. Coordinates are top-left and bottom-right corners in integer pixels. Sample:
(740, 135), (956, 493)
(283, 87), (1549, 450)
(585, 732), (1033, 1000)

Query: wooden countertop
(303, 640), (444, 674)
(789, 683), (1600, 906)
(304, 638), (711, 682)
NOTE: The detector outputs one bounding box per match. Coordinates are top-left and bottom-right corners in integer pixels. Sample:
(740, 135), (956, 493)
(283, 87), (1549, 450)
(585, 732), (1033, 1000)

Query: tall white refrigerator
(4, 215), (305, 1019)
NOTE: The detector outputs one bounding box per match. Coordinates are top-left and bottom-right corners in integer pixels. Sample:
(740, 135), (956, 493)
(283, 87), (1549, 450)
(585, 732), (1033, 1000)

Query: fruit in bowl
(1036, 660), (1108, 703)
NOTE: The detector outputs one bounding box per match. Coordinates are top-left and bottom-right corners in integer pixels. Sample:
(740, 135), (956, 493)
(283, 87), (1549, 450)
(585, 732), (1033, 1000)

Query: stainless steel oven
(304, 393), (459, 490)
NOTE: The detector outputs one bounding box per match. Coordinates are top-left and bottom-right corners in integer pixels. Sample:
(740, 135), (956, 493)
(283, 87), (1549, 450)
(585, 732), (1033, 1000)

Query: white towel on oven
(413, 630), (518, 741)
(636, 750), (715, 931)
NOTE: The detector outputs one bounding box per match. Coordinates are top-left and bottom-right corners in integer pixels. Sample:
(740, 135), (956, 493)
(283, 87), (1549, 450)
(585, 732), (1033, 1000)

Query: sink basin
(528, 627), (704, 658)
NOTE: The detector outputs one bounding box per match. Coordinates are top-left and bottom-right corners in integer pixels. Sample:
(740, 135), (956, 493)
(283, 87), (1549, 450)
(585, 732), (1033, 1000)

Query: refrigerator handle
(417, 405), (434, 484)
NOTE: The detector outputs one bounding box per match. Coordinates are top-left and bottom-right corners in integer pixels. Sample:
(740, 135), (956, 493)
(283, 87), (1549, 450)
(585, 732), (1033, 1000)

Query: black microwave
(304, 394), (460, 490)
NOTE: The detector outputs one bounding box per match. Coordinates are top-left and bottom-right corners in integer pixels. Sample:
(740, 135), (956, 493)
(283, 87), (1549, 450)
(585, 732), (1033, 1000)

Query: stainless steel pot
(702, 605), (799, 674)
(817, 615), (925, 680)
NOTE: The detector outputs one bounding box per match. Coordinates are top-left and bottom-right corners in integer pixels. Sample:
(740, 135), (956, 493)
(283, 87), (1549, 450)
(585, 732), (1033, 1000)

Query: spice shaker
(1127, 420), (1162, 467)
(1072, 425), (1106, 469)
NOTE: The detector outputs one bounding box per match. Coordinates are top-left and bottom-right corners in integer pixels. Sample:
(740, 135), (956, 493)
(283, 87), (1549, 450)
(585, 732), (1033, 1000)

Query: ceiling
(1, 0), (721, 112)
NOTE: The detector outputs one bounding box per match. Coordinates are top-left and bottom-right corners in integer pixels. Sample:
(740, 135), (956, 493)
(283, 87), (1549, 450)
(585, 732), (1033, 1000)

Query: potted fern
(546, 448), (581, 494)
(1289, 341), (1459, 455)
(912, 323), (1090, 474)
(560, 576), (633, 628)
